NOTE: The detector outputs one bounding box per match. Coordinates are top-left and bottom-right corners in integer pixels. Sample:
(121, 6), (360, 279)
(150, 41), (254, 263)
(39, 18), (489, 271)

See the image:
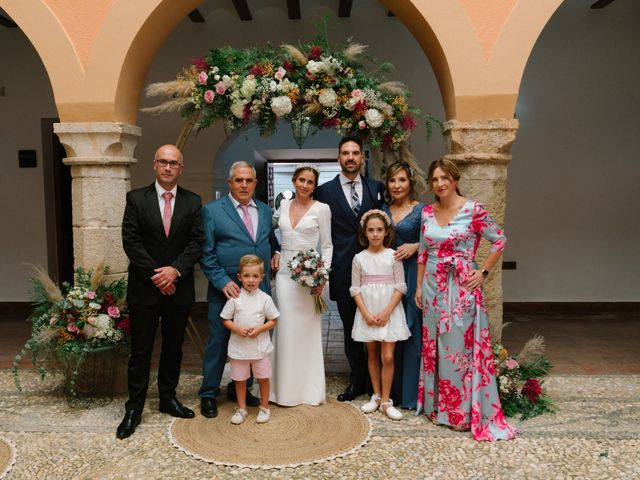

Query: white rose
(222, 75), (233, 87)
(318, 88), (337, 107)
(231, 101), (246, 119)
(270, 80), (277, 92)
(364, 108), (384, 128)
(270, 95), (292, 117)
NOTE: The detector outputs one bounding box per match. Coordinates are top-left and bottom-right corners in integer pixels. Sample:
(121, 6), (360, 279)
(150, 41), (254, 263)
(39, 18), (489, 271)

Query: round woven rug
(168, 398), (371, 469)
(0, 437), (16, 480)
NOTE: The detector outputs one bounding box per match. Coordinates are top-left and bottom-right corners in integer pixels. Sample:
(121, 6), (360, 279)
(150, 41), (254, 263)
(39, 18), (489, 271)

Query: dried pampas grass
(378, 81), (407, 96)
(32, 266), (62, 303)
(303, 101), (322, 115)
(517, 335), (547, 367)
(141, 98), (192, 115)
(90, 258), (106, 292)
(145, 80), (194, 99)
(343, 43), (368, 60)
(282, 44), (308, 66)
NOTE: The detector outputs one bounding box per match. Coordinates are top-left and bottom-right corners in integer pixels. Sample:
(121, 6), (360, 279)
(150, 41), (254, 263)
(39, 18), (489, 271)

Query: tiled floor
(2, 302), (639, 374)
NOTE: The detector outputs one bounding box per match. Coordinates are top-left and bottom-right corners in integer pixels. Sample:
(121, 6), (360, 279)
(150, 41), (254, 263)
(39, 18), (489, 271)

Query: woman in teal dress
(415, 158), (516, 441)
(382, 162), (424, 409)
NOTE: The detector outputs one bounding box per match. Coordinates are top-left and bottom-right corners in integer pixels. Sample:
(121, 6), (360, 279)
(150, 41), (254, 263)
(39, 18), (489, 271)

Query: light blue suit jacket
(200, 195), (279, 303)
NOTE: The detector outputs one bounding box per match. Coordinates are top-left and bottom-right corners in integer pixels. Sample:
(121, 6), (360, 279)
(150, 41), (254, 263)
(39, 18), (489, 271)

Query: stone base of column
(443, 119), (519, 342)
(53, 123), (141, 278)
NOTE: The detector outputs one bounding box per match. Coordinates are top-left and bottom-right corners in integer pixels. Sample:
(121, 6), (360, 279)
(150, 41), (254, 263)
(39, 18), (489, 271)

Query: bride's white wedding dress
(270, 199), (333, 406)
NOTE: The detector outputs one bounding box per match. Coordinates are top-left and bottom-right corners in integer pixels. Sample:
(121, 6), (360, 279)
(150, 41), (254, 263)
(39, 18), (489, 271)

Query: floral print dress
(417, 200), (516, 441)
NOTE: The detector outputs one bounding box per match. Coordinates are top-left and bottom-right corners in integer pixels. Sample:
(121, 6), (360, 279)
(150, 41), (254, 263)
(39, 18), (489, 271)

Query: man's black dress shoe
(226, 383), (261, 407)
(116, 410), (141, 439)
(159, 398), (195, 418)
(200, 397), (218, 418)
(337, 383), (366, 402)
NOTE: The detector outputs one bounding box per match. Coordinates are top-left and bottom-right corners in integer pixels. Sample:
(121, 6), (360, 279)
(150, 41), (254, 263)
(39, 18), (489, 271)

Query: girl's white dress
(350, 248), (411, 343)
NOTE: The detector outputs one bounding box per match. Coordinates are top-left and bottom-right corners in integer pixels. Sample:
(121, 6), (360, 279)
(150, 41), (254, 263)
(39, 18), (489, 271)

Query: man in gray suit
(198, 161), (280, 418)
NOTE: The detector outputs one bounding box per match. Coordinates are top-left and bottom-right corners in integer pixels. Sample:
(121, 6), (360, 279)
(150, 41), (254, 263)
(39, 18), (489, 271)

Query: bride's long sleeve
(317, 203), (334, 271)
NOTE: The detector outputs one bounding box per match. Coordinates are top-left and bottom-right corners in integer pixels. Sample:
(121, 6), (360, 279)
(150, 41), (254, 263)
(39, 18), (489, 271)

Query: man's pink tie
(240, 204), (255, 240)
(162, 192), (173, 237)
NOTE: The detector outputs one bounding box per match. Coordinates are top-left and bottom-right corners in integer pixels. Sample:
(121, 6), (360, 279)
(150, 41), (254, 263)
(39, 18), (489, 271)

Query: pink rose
(274, 67), (286, 80)
(505, 358), (519, 370)
(198, 71), (208, 85)
(358, 120), (366, 130)
(107, 306), (120, 318)
(67, 323), (79, 333)
(85, 291), (96, 299)
(204, 90), (215, 104)
(215, 81), (226, 95)
(87, 316), (97, 326)
(351, 89), (362, 98)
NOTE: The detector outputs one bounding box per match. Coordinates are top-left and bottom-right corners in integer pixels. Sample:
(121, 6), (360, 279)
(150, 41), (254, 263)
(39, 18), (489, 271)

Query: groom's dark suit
(122, 183), (204, 412)
(315, 174), (384, 387)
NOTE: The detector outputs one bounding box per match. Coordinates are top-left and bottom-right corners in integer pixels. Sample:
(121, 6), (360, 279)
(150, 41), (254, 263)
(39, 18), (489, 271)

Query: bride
(269, 164), (333, 406)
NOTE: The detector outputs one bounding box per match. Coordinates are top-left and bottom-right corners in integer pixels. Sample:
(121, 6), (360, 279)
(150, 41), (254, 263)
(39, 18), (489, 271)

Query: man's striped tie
(350, 181), (361, 215)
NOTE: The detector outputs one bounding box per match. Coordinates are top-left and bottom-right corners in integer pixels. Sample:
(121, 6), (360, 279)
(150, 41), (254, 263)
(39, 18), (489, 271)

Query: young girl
(350, 210), (411, 420)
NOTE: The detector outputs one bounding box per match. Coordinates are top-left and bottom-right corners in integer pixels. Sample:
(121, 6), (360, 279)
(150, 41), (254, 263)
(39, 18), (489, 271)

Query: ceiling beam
(286, 0), (301, 20)
(188, 9), (205, 23)
(590, 0), (616, 8)
(0, 13), (17, 28)
(338, 0), (353, 18)
(232, 0), (252, 21)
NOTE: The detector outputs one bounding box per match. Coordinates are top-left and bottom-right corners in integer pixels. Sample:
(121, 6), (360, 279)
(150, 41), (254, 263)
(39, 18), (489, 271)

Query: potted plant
(13, 262), (130, 398)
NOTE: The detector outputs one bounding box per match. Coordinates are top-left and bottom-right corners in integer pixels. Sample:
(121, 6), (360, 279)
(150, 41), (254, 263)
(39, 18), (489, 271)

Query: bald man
(117, 145), (204, 439)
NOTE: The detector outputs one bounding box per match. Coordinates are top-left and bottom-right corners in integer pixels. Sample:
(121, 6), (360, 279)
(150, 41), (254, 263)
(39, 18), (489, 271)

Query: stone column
(443, 119), (519, 342)
(53, 123), (141, 279)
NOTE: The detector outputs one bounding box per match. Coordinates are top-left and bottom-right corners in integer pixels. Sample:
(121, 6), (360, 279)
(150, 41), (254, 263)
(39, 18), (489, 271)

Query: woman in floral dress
(414, 159), (516, 441)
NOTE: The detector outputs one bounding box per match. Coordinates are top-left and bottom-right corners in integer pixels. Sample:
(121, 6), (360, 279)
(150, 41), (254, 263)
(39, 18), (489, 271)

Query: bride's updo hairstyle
(427, 158), (462, 201)
(357, 209), (395, 248)
(292, 163), (320, 188)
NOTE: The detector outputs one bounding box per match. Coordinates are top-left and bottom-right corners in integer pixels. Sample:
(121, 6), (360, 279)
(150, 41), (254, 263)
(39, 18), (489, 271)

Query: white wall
(504, 0), (640, 301)
(0, 27), (56, 300)
(1, 0), (638, 302)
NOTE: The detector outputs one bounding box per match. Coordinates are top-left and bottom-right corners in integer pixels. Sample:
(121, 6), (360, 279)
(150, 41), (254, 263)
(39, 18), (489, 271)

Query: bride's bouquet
(287, 249), (331, 315)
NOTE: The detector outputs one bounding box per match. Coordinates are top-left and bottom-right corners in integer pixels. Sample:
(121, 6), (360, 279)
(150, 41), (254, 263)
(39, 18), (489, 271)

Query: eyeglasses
(155, 159), (183, 169)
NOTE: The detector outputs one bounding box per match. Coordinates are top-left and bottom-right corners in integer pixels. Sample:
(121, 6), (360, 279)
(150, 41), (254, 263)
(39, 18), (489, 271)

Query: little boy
(221, 255), (279, 424)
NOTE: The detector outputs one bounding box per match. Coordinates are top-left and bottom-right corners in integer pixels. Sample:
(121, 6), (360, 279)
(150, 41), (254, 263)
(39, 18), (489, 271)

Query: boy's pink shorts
(229, 356), (272, 381)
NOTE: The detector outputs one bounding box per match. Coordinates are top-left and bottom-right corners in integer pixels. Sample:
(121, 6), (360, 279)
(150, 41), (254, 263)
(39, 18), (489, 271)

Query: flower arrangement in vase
(12, 262), (130, 397)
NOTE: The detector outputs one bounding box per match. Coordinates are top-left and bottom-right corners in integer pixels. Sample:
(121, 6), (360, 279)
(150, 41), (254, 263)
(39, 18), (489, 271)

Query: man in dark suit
(198, 161), (280, 418)
(117, 144), (204, 439)
(315, 136), (385, 401)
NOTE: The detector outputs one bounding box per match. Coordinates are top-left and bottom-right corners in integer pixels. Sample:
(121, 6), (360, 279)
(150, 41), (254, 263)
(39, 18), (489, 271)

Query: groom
(198, 161), (280, 418)
(315, 136), (385, 401)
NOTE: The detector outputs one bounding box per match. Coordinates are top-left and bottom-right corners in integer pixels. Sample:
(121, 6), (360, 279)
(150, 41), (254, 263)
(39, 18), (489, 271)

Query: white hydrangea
(231, 101), (246, 119)
(240, 77), (257, 98)
(318, 88), (337, 107)
(270, 95), (292, 117)
(364, 108), (384, 128)
(306, 59), (332, 75)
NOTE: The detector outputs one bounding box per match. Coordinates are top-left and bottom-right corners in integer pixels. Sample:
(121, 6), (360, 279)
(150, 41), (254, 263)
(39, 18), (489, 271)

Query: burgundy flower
(243, 104), (252, 120)
(382, 133), (394, 149)
(191, 57), (209, 71)
(323, 115), (338, 128)
(249, 64), (263, 76)
(116, 316), (130, 335)
(307, 46), (323, 60)
(400, 114), (417, 131)
(353, 100), (367, 115)
(282, 60), (295, 72)
(522, 378), (543, 402)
